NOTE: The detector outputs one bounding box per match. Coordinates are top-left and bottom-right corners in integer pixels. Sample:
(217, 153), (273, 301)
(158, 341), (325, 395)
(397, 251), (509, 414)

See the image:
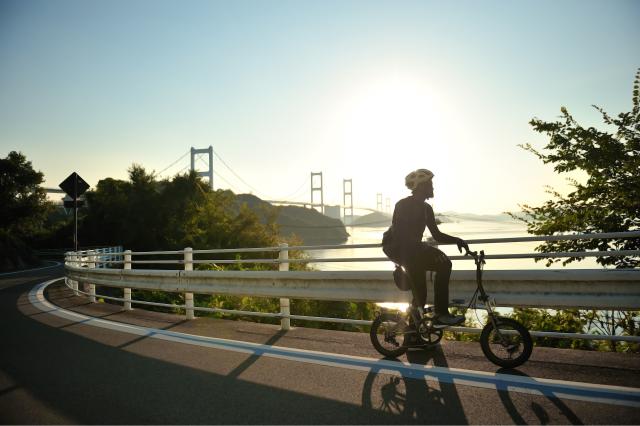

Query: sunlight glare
(329, 73), (453, 206)
(339, 74), (447, 156)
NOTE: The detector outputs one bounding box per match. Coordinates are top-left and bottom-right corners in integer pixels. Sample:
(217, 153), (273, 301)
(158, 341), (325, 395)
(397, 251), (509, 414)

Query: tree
(0, 151), (52, 270)
(82, 165), (281, 254)
(0, 151), (51, 237)
(514, 70), (640, 351)
(516, 70), (639, 268)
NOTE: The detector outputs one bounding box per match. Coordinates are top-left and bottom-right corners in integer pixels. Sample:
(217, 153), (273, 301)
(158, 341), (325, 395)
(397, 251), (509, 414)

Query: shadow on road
(1, 277), (411, 424)
(360, 347), (468, 424)
(495, 367), (583, 425)
(227, 330), (288, 379)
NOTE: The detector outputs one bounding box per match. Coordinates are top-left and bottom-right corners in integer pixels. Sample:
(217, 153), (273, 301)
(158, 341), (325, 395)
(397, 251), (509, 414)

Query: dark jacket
(382, 195), (458, 263)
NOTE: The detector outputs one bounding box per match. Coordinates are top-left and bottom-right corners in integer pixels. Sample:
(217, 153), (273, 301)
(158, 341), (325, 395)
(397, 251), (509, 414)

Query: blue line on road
(30, 278), (640, 408)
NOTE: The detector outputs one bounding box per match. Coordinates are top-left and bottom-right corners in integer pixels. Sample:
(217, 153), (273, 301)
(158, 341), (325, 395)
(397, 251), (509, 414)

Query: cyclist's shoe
(434, 313), (465, 327)
(403, 333), (427, 348)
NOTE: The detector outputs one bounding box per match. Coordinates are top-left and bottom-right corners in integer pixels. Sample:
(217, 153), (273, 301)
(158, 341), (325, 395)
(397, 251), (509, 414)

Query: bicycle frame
(465, 249), (517, 346)
(372, 247), (533, 367)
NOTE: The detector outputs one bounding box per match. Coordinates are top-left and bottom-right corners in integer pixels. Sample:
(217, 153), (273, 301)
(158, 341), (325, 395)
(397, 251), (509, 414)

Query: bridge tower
(376, 193), (383, 212)
(191, 146), (214, 190)
(385, 197), (390, 213)
(310, 172), (324, 214)
(343, 179), (353, 225)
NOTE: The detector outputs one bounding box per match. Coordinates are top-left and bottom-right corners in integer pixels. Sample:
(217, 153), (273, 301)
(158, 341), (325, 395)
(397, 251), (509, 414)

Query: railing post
(184, 247), (194, 320)
(98, 248), (103, 269)
(124, 250), (132, 311)
(72, 252), (79, 296)
(88, 250), (96, 303)
(279, 243), (290, 331)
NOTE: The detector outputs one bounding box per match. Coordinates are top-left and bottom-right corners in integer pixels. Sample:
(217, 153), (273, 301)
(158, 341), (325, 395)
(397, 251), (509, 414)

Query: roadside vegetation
(0, 151), (53, 271)
(506, 69), (640, 352)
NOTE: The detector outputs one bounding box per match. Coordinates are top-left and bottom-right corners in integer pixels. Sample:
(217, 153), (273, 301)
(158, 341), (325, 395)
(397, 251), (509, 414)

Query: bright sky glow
(1, 0), (639, 214)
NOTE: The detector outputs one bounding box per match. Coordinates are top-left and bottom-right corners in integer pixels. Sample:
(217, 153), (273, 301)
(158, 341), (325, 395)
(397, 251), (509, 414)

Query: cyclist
(382, 168), (469, 330)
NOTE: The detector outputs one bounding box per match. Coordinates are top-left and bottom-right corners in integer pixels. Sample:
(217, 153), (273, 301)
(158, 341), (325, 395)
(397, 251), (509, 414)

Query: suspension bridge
(44, 146), (391, 223)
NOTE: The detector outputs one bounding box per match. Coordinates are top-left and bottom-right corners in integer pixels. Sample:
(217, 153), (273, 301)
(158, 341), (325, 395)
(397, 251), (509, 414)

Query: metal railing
(63, 232), (640, 342)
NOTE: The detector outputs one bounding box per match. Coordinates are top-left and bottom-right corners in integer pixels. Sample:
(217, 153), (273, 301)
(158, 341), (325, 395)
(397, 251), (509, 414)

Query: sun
(335, 73), (448, 164)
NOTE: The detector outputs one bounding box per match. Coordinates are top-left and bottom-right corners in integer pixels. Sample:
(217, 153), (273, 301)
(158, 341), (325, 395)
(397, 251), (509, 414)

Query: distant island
(236, 194), (349, 245)
(351, 211), (444, 227)
(234, 194), (521, 245)
(439, 212), (523, 223)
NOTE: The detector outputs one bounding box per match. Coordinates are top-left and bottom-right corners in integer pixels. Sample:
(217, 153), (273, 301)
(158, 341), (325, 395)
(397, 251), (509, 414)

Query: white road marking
(30, 278), (640, 408)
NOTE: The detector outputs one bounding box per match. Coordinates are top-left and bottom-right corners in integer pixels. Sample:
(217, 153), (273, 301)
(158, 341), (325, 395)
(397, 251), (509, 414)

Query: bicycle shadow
(495, 367), (583, 425)
(361, 346), (468, 424)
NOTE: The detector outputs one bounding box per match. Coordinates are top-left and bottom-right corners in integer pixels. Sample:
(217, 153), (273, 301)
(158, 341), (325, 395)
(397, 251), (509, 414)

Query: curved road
(1, 267), (639, 424)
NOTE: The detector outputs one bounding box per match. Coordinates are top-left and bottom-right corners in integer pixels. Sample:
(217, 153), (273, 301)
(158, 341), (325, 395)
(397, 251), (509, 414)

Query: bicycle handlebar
(464, 248), (486, 265)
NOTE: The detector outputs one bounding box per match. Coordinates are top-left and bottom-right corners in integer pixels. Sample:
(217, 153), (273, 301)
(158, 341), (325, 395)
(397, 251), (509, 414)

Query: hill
(236, 194), (349, 245)
(352, 211), (446, 227)
(439, 211), (523, 223)
(351, 212), (392, 227)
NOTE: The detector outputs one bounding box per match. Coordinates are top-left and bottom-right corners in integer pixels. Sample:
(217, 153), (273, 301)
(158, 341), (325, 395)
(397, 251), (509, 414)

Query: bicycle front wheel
(480, 317), (532, 368)
(370, 313), (409, 358)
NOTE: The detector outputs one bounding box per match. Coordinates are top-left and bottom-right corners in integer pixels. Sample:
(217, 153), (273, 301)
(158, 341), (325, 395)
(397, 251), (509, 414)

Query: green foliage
(195, 294), (281, 325)
(512, 70), (640, 352)
(444, 306), (481, 342)
(81, 165), (280, 255)
(0, 151), (53, 270)
(583, 309), (640, 353)
(514, 69), (640, 268)
(0, 151), (52, 237)
(290, 299), (376, 331)
(509, 308), (592, 350)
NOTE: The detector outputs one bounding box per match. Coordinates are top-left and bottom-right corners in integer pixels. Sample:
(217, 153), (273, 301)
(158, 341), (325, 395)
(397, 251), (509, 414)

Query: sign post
(59, 172), (89, 252)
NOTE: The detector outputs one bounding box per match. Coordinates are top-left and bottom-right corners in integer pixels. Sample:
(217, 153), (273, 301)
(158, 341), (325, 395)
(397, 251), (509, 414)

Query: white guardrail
(64, 232), (640, 342)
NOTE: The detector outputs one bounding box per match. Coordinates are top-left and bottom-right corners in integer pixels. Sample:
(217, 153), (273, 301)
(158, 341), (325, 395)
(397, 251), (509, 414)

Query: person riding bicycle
(382, 168), (469, 328)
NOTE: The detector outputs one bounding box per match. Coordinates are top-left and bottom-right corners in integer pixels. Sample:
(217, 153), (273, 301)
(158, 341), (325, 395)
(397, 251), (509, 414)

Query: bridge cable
(196, 156), (242, 193)
(155, 150), (191, 178)
(278, 176), (311, 201)
(211, 148), (267, 197)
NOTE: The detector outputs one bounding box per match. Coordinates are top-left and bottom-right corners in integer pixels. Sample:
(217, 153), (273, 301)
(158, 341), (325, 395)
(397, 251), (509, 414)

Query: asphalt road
(1, 266), (639, 424)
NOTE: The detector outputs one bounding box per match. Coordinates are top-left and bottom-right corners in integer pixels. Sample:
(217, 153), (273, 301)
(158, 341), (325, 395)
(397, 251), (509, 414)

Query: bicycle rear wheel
(370, 312), (409, 358)
(480, 317), (532, 368)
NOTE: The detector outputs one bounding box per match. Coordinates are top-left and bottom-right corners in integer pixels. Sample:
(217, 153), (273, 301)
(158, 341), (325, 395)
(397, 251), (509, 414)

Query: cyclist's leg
(415, 244), (462, 325)
(404, 253), (429, 330)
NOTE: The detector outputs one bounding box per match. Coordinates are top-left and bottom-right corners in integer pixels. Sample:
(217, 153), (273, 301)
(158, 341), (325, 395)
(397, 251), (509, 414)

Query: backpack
(392, 264), (412, 291)
(383, 226), (411, 291)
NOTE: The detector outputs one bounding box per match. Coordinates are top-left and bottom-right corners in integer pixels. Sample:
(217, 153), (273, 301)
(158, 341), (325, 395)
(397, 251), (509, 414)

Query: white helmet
(405, 168), (434, 190)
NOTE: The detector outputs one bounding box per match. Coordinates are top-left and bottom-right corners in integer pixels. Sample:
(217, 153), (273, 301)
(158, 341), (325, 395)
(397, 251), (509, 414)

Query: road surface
(1, 266), (639, 424)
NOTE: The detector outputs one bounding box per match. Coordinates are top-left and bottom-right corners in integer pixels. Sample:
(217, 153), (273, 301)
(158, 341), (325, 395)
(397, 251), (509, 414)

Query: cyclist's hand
(455, 238), (470, 254)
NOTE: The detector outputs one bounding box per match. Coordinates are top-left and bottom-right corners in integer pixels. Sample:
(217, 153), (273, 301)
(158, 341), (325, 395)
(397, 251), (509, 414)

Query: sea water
(308, 218), (603, 311)
(310, 218), (602, 271)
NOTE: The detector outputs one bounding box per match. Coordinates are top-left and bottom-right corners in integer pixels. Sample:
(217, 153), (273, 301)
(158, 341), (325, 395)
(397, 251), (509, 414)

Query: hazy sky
(1, 0), (638, 214)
